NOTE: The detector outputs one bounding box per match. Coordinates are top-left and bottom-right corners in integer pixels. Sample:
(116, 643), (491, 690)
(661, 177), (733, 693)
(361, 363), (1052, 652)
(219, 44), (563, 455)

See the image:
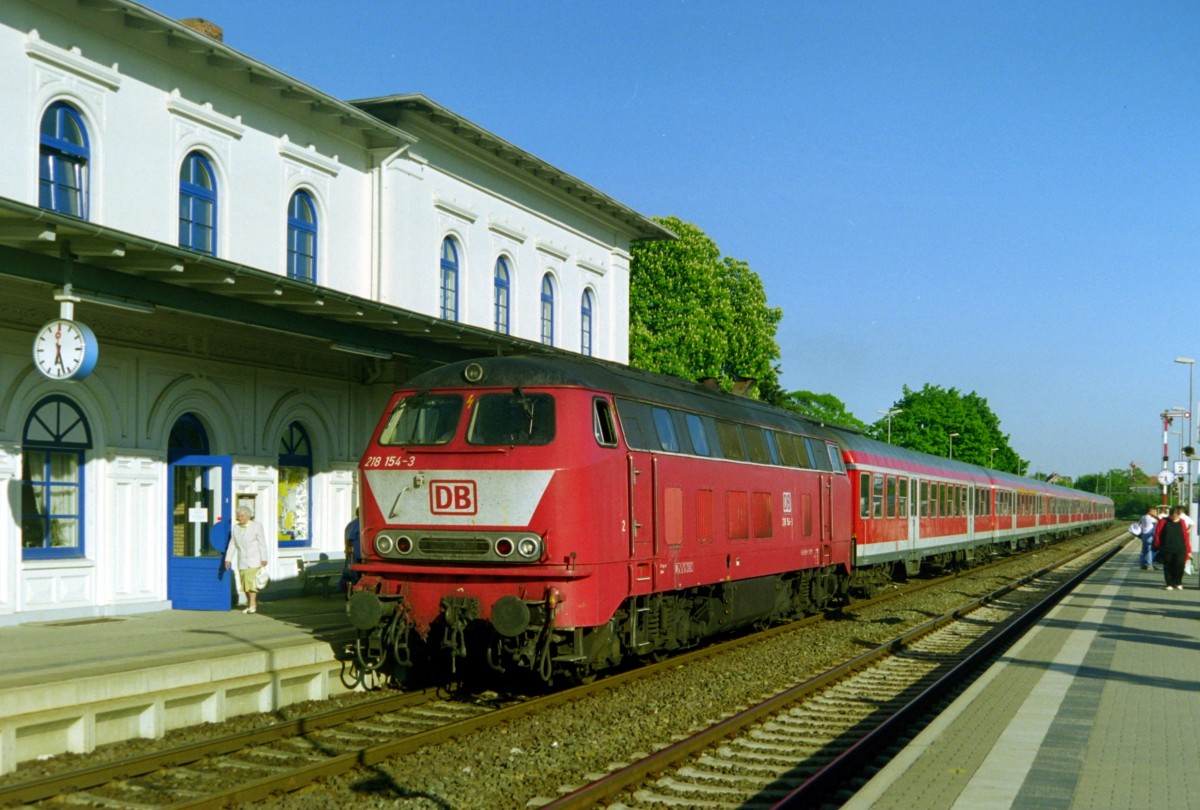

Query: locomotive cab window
(593, 398), (617, 447)
(467, 391), (556, 445)
(379, 394), (463, 446)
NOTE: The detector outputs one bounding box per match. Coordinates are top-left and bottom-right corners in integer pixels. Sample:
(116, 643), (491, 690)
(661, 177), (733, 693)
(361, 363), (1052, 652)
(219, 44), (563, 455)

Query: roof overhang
(0, 196), (557, 364)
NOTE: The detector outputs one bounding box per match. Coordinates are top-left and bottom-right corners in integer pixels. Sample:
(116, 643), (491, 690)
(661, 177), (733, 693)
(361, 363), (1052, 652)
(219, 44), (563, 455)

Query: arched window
(494, 256), (511, 334)
(21, 396), (91, 558)
(39, 102), (89, 218)
(168, 412), (209, 460)
(540, 273), (555, 346)
(179, 151), (217, 255)
(580, 289), (594, 356)
(277, 421), (312, 548)
(440, 237), (459, 321)
(287, 190), (318, 282)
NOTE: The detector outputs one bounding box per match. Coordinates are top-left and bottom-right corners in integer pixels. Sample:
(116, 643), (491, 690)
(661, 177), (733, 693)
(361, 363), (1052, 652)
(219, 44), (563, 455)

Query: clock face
(32, 319), (99, 381)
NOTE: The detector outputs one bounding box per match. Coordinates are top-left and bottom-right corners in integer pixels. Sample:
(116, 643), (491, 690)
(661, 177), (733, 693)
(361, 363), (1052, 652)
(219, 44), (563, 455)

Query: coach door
(907, 476), (920, 552)
(167, 454), (233, 610)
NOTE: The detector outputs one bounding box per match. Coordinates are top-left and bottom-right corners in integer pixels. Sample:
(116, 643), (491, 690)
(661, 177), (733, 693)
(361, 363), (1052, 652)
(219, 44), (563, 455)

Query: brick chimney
(180, 18), (223, 42)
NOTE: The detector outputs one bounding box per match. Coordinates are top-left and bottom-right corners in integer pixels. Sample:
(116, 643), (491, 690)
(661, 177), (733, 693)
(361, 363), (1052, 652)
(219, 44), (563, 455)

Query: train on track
(346, 355), (1113, 685)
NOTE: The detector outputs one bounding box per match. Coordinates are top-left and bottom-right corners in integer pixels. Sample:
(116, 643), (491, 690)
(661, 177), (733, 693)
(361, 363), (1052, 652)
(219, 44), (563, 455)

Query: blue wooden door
(167, 455), (233, 610)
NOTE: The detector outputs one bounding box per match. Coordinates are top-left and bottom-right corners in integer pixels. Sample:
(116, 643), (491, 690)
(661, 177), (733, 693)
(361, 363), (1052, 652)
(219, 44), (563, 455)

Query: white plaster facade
(0, 0), (667, 625)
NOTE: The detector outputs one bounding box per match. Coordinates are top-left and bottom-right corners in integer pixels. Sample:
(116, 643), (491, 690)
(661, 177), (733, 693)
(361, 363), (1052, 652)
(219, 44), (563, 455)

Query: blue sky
(144, 0), (1200, 479)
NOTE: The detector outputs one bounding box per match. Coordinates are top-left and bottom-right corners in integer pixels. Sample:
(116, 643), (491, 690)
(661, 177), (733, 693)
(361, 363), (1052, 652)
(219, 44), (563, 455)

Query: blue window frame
(440, 237), (459, 321)
(179, 151), (217, 255)
(580, 289), (594, 356)
(39, 102), (89, 218)
(287, 190), (318, 282)
(277, 421), (312, 548)
(21, 396), (91, 559)
(494, 256), (511, 334)
(540, 274), (555, 346)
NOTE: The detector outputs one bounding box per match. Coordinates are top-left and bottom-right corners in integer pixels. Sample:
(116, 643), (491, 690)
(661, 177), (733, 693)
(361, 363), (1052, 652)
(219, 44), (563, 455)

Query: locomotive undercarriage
(347, 566), (851, 688)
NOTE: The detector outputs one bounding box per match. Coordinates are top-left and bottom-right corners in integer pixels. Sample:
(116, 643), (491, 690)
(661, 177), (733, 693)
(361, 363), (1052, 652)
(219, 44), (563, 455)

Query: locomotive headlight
(495, 537), (515, 557)
(516, 536), (541, 559)
(395, 535), (413, 554)
(375, 534), (395, 555)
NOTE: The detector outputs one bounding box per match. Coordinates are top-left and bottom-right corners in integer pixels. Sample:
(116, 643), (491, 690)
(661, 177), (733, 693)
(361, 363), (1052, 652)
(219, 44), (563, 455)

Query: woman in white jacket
(223, 506), (269, 613)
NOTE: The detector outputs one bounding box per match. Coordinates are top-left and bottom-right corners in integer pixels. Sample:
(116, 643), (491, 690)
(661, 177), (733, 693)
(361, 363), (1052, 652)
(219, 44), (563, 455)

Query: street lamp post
(948, 432), (959, 459)
(1176, 357), (1195, 512)
(877, 408), (903, 444)
(989, 447), (998, 468)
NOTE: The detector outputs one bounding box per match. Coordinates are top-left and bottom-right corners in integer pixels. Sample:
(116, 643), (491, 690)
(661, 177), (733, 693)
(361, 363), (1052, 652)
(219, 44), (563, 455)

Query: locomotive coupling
(347, 590), (385, 631)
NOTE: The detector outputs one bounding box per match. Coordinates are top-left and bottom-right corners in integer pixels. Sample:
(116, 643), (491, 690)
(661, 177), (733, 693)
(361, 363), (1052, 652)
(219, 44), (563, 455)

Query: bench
(296, 557), (345, 597)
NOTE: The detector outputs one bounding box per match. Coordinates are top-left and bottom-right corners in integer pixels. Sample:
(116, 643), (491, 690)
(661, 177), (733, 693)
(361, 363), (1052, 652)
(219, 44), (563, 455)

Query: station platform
(0, 592), (357, 776)
(844, 541), (1200, 810)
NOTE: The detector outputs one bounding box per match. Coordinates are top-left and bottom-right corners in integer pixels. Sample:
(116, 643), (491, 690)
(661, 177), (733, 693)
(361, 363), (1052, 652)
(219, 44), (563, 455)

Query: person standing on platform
(1154, 506), (1190, 590)
(224, 506), (270, 613)
(1136, 505), (1159, 570)
(1181, 508), (1196, 576)
(340, 507), (361, 593)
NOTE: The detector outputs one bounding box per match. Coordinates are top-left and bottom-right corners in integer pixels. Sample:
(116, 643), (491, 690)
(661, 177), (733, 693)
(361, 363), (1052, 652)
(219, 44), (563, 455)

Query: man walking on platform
(1136, 505), (1159, 570)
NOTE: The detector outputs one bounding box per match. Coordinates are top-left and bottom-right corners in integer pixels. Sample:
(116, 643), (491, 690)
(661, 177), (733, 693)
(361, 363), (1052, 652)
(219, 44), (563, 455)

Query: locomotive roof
(402, 356), (1110, 505)
(401, 355), (839, 438)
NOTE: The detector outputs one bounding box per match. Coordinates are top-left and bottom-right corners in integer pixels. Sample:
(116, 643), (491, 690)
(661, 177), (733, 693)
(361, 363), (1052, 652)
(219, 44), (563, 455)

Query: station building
(0, 0), (668, 625)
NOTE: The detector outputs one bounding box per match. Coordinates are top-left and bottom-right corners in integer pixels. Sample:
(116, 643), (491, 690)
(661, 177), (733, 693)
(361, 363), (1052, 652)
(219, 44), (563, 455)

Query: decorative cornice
(278, 135), (341, 176)
(25, 29), (122, 91)
(166, 89), (245, 138)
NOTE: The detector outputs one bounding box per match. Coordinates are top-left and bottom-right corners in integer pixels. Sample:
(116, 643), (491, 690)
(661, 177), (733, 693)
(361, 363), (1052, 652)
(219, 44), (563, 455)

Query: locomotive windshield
(467, 390), (556, 445)
(378, 393), (463, 446)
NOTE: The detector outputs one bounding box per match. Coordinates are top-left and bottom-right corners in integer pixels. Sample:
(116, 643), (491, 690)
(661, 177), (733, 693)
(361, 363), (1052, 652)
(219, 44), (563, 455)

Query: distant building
(0, 0), (669, 624)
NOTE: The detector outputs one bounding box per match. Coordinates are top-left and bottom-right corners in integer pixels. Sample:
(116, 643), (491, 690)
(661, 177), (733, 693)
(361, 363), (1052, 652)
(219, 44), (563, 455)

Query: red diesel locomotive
(346, 355), (1113, 684)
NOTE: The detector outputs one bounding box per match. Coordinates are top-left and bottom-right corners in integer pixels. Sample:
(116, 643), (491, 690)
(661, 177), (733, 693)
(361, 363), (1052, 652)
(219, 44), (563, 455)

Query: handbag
(254, 567), (270, 590)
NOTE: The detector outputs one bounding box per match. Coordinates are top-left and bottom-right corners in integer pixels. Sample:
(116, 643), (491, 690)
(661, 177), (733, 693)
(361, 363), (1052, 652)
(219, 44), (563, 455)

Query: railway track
(542, 529), (1125, 809)
(0, 528), (1120, 808)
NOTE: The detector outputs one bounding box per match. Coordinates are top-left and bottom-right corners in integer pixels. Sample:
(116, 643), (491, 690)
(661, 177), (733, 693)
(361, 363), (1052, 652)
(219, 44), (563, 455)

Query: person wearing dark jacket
(1154, 506), (1191, 590)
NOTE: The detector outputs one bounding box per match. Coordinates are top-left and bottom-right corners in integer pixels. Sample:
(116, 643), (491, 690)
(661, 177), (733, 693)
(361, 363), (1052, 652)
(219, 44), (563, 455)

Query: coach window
(898, 478), (909, 517)
(287, 190), (318, 282)
(859, 473), (871, 518)
(593, 398), (617, 447)
(278, 422), (312, 548)
(885, 476), (896, 518)
(651, 407), (679, 452)
(872, 474), (884, 518)
(39, 101), (89, 218)
(743, 427), (771, 464)
(179, 151), (217, 255)
(685, 413), (711, 457)
(440, 237), (459, 321)
(21, 396), (90, 559)
(920, 481), (929, 517)
(716, 420), (745, 460)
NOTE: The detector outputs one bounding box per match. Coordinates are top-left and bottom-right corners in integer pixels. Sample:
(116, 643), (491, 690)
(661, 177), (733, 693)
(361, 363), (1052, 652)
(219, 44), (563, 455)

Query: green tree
(873, 383), (1020, 470)
(780, 390), (869, 431)
(629, 216), (782, 402)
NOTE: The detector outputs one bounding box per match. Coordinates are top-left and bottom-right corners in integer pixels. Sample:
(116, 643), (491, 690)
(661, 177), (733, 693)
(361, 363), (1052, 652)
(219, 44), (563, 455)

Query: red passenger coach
(347, 355), (856, 684)
(346, 355), (1113, 686)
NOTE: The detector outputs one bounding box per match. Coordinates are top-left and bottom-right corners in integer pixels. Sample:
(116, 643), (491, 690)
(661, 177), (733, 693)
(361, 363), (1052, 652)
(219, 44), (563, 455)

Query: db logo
(430, 480), (477, 515)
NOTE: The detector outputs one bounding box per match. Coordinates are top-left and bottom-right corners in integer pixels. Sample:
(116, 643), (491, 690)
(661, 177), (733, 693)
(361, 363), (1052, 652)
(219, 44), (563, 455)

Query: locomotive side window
(859, 472), (871, 517)
(614, 399), (651, 449)
(379, 394), (463, 446)
(743, 427), (771, 464)
(593, 398), (617, 447)
(804, 437), (832, 471)
(685, 413), (711, 457)
(792, 435), (812, 468)
(775, 431), (799, 467)
(763, 431), (782, 465)
(716, 421), (746, 460)
(466, 392), (555, 445)
(826, 444), (845, 473)
(651, 407), (680, 452)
